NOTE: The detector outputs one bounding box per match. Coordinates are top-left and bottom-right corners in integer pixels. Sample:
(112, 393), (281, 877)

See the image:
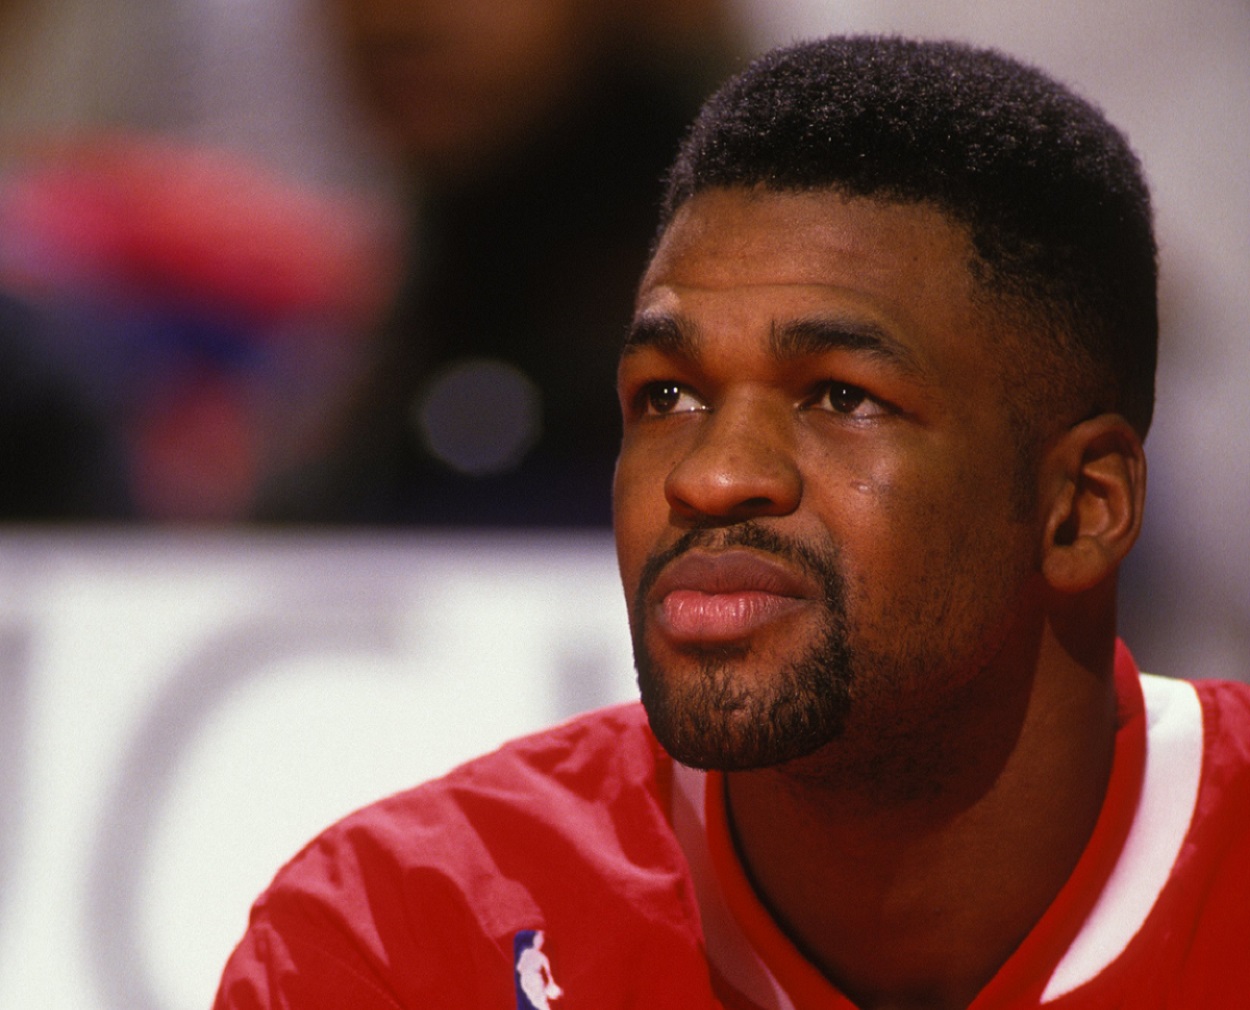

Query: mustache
(635, 521), (846, 613)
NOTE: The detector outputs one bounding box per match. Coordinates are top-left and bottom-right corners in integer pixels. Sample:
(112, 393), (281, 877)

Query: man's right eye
(640, 382), (705, 416)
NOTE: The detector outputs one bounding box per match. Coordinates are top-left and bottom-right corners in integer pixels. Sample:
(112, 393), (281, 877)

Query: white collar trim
(1041, 673), (1204, 1000)
(671, 759), (794, 1010)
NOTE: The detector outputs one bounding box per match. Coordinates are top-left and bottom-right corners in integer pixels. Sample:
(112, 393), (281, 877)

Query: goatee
(631, 522), (856, 770)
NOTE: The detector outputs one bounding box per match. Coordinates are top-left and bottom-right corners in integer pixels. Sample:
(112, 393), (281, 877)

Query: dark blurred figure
(0, 290), (133, 518)
(259, 0), (745, 526)
(0, 0), (130, 519)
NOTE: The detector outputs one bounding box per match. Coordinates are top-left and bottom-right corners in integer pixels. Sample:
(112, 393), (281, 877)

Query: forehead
(633, 188), (990, 372)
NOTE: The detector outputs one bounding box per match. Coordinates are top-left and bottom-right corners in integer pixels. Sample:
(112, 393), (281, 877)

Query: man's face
(614, 188), (1046, 772)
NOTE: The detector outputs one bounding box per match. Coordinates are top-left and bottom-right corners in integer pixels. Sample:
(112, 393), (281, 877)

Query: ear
(1040, 414), (1146, 594)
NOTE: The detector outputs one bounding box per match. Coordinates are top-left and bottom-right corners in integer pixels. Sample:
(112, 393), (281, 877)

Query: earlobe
(1040, 415), (1146, 594)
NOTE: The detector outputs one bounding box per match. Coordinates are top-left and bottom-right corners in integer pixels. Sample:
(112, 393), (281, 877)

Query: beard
(631, 522), (857, 771)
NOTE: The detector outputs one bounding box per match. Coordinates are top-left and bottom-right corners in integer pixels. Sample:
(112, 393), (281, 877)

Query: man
(215, 36), (1250, 1009)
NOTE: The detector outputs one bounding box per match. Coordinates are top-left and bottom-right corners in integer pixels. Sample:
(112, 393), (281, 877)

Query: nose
(664, 396), (802, 524)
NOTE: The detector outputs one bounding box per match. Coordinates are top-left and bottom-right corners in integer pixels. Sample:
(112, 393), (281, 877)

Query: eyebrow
(623, 311), (695, 355)
(770, 316), (925, 378)
(624, 310), (926, 379)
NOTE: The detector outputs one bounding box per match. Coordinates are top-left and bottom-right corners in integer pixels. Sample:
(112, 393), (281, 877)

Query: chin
(636, 642), (854, 772)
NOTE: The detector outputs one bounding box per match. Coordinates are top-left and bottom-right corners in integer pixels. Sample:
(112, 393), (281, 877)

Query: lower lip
(658, 590), (808, 644)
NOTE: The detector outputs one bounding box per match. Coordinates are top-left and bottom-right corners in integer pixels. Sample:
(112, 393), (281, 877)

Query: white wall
(0, 531), (636, 1010)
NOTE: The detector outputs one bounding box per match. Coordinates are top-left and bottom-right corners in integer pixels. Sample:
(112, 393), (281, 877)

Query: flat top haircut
(660, 35), (1158, 440)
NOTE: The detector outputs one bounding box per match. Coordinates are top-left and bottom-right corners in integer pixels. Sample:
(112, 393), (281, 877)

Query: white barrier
(0, 530), (637, 1010)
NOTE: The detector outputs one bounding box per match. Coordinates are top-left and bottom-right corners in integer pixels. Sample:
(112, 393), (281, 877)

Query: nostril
(664, 462), (802, 521)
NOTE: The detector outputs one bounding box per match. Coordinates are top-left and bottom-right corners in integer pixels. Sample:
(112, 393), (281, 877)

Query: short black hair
(660, 35), (1158, 438)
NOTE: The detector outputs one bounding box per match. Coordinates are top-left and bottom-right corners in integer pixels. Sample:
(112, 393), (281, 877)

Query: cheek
(843, 468), (1038, 672)
(814, 423), (1016, 536)
(612, 446), (668, 600)
(802, 433), (936, 548)
(614, 426), (688, 510)
(807, 446), (979, 605)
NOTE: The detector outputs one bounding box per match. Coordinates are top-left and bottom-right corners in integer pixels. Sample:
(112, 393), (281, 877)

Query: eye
(639, 381), (706, 416)
(808, 382), (891, 419)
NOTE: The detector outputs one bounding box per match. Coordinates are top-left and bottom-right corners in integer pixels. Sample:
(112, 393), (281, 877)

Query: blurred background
(0, 0), (1245, 1007)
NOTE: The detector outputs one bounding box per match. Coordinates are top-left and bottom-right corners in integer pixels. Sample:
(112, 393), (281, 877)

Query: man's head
(663, 35), (1158, 448)
(614, 37), (1153, 775)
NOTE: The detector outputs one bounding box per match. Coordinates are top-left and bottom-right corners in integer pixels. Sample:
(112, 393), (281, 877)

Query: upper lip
(649, 549), (820, 602)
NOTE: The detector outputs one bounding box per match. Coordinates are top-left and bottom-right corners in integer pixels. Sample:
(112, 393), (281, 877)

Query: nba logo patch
(514, 929), (563, 1010)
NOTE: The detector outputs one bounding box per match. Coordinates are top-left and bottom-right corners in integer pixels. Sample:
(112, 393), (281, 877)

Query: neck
(724, 628), (1119, 1010)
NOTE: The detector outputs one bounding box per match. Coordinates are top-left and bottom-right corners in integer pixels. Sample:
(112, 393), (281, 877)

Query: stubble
(632, 522), (857, 771)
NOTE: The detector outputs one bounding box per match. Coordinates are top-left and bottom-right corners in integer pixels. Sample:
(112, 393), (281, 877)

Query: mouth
(648, 549), (821, 645)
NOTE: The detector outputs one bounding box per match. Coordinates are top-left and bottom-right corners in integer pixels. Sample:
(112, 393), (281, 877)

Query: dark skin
(614, 187), (1146, 1009)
